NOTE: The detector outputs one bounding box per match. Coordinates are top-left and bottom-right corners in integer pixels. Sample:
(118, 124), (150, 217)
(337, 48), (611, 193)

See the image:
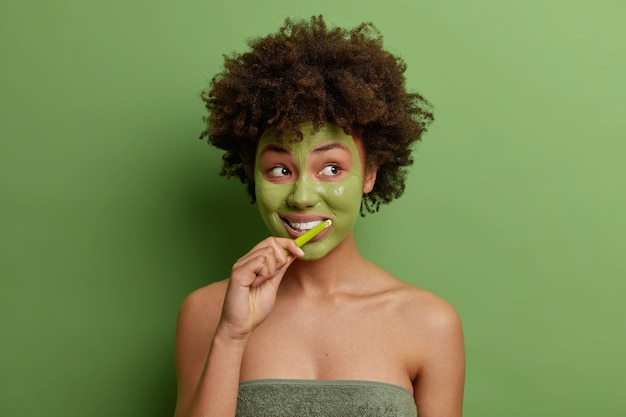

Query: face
(254, 122), (375, 260)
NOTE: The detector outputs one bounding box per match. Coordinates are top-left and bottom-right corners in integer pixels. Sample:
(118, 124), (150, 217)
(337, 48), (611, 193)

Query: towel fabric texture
(236, 379), (417, 417)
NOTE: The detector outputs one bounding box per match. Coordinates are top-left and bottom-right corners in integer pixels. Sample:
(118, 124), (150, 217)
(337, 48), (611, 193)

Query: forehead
(257, 123), (359, 155)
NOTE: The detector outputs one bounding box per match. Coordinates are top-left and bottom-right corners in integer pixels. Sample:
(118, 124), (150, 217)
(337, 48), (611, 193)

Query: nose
(286, 174), (320, 209)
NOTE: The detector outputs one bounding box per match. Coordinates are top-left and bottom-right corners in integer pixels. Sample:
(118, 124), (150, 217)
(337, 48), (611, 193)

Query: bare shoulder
(393, 284), (465, 416)
(176, 279), (229, 344)
(178, 279), (229, 320)
(381, 275), (463, 343)
(364, 262), (461, 332)
(173, 281), (229, 416)
(175, 280), (229, 376)
(403, 284), (461, 330)
(174, 279), (230, 416)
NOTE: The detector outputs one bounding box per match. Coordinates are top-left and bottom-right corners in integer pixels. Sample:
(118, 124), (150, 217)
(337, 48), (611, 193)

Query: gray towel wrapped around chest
(236, 379), (417, 417)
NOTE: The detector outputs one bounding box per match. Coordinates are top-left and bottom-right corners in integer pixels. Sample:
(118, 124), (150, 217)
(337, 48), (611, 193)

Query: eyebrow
(260, 144), (291, 155)
(260, 142), (348, 156)
(311, 143), (349, 154)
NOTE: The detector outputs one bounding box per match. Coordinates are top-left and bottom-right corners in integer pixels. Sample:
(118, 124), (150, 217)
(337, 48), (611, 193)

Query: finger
(251, 257), (289, 289)
(252, 236), (304, 260)
(234, 245), (278, 273)
(263, 248), (277, 278)
(283, 240), (304, 259)
(235, 236), (289, 264)
(234, 246), (269, 268)
(231, 255), (270, 287)
(238, 239), (298, 272)
(265, 237), (304, 265)
(239, 247), (277, 277)
(232, 237), (303, 285)
(250, 256), (284, 288)
(239, 248), (284, 287)
(249, 244), (297, 288)
(246, 236), (287, 253)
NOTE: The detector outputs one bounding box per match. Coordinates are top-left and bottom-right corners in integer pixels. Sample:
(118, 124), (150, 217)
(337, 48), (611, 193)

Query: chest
(239, 301), (421, 391)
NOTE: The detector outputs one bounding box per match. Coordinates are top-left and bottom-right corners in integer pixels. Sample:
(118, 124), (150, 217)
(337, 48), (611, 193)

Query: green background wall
(1, 0), (624, 416)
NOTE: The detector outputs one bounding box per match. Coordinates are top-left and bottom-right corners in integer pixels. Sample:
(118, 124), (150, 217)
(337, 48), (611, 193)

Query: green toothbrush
(286, 219), (332, 254)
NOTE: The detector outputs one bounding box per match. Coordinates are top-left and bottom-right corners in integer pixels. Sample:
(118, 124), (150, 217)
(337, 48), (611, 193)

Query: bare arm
(174, 237), (304, 417)
(413, 299), (465, 417)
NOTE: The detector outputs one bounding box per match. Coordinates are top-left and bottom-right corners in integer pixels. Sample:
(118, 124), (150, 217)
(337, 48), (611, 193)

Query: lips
(280, 215), (332, 238)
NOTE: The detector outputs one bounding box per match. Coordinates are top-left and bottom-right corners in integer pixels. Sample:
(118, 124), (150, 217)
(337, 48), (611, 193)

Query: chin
(298, 244), (336, 261)
(299, 252), (328, 261)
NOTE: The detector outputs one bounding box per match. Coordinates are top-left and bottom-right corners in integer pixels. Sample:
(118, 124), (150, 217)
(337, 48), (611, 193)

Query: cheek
(256, 181), (290, 212)
(320, 175), (363, 214)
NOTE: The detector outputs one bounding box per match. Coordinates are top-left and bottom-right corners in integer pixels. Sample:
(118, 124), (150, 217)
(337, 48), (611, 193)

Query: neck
(281, 232), (371, 297)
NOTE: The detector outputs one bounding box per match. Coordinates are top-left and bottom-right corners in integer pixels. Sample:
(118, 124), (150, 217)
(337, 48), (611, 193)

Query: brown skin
(173, 140), (464, 417)
(174, 238), (465, 417)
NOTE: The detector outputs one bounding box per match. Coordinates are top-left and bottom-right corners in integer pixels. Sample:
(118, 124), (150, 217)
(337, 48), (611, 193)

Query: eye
(269, 166), (291, 177)
(320, 164), (341, 177)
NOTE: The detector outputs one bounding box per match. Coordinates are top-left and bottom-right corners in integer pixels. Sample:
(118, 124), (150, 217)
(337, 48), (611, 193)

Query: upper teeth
(287, 219), (324, 231)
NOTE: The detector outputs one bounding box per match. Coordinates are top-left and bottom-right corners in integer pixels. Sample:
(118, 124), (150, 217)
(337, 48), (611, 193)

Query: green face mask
(254, 122), (369, 260)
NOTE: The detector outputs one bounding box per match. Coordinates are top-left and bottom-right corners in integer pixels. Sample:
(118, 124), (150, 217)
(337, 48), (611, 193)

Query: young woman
(174, 16), (465, 417)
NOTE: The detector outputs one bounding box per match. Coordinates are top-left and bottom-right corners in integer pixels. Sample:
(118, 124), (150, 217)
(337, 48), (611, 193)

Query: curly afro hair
(200, 15), (433, 214)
